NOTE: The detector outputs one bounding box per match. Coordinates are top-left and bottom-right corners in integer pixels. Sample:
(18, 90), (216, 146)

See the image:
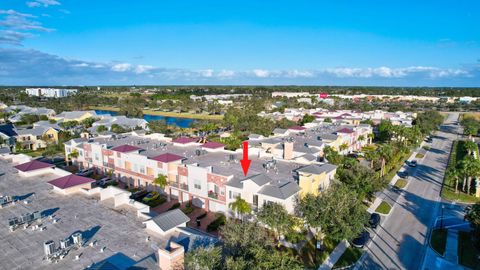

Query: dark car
(397, 171), (409, 178)
(369, 213), (381, 229)
(408, 160), (417, 167)
(351, 231), (371, 248)
(130, 190), (148, 200)
(76, 168), (94, 177)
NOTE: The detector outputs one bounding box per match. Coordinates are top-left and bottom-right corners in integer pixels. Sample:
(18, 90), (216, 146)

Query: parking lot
(0, 159), (166, 270)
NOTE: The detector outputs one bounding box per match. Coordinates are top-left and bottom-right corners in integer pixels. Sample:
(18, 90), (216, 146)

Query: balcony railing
(179, 183), (189, 191)
(208, 191), (219, 199)
(169, 181), (179, 188)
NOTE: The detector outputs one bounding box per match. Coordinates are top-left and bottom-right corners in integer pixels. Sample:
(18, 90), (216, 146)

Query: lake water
(95, 110), (195, 128)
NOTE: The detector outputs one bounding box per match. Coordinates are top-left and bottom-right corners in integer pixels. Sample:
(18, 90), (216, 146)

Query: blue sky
(0, 0), (479, 86)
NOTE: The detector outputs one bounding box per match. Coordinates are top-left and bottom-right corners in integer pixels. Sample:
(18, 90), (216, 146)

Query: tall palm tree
(460, 156), (480, 194)
(464, 140), (477, 156)
(229, 196), (251, 221)
(446, 167), (461, 193)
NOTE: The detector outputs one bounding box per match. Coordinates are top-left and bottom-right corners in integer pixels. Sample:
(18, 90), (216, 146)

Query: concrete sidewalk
(318, 240), (349, 270)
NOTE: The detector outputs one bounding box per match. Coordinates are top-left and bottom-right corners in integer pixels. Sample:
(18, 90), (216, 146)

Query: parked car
(397, 171), (409, 178)
(98, 177), (115, 187)
(408, 160), (417, 167)
(369, 213), (381, 229)
(130, 190), (148, 200)
(76, 168), (94, 177)
(351, 231), (371, 248)
(142, 192), (160, 202)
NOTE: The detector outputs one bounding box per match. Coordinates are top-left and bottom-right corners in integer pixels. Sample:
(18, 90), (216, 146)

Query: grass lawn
(16, 149), (44, 157)
(430, 229), (447, 256)
(90, 106), (223, 120)
(416, 153), (425, 159)
(298, 238), (339, 269)
(441, 140), (480, 203)
(458, 231), (480, 269)
(375, 201), (392, 215)
(333, 247), (363, 269)
(394, 178), (408, 189)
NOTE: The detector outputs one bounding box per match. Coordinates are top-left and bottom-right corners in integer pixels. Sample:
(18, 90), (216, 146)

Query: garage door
(182, 192), (190, 202)
(209, 200), (227, 213)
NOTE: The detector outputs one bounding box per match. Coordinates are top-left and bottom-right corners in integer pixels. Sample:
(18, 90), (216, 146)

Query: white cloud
(0, 48), (477, 86)
(134, 65), (155, 74)
(217, 70), (235, 78)
(0, 9), (54, 45)
(111, 63), (132, 72)
(252, 69), (270, 78)
(26, 0), (61, 8)
(199, 69), (214, 77)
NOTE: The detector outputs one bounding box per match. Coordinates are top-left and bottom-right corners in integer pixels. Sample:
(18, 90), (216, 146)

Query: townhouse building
(65, 133), (337, 216)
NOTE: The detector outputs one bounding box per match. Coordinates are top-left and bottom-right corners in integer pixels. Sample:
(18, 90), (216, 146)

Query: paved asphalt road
(357, 112), (461, 270)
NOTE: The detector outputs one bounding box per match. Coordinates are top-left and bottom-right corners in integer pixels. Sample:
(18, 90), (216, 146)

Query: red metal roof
(14, 160), (53, 172)
(202, 141), (225, 149)
(288, 126), (306, 131)
(172, 137), (197, 144)
(336, 128), (355, 134)
(48, 174), (95, 189)
(150, 153), (185, 163)
(111, 144), (142, 153)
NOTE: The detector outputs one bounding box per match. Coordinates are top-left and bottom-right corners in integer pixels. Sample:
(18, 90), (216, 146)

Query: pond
(94, 110), (195, 128)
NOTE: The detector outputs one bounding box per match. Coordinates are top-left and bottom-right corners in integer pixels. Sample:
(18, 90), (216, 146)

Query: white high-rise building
(25, 88), (78, 98)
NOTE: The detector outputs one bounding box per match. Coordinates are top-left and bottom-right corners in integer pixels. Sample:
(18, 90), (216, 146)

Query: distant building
(25, 88), (77, 98)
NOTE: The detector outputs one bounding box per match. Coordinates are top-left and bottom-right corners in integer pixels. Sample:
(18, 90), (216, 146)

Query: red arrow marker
(240, 141), (251, 176)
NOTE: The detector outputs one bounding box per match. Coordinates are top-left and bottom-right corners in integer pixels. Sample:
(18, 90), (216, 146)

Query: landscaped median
(394, 178), (408, 189)
(442, 140), (480, 203)
(375, 201), (392, 215)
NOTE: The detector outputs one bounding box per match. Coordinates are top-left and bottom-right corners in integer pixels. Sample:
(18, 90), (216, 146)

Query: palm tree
(464, 140), (477, 156)
(446, 167), (461, 193)
(339, 143), (349, 153)
(460, 156), (480, 194)
(154, 174), (168, 192)
(229, 196), (251, 221)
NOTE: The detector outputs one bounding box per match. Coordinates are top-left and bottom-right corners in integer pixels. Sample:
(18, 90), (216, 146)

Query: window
(253, 195), (258, 206)
(220, 188), (225, 196)
(139, 166), (145, 174)
(229, 191), (232, 199)
(94, 153), (99, 161)
(194, 181), (201, 190)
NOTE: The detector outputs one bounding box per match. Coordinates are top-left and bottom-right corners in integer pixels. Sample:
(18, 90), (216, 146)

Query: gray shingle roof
(150, 209), (190, 232)
(258, 180), (299, 199)
(242, 174), (272, 186)
(272, 128), (288, 135)
(16, 126), (51, 136)
(297, 163), (337, 175)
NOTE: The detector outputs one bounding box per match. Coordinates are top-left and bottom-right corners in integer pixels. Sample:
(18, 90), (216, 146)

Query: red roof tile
(172, 137), (197, 144)
(150, 153), (185, 163)
(111, 144), (142, 153)
(202, 141), (225, 149)
(336, 128), (355, 134)
(14, 160), (53, 172)
(48, 174), (95, 189)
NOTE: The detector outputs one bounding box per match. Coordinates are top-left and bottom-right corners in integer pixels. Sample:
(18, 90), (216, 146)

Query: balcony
(179, 183), (189, 191)
(208, 191), (219, 199)
(169, 181), (179, 188)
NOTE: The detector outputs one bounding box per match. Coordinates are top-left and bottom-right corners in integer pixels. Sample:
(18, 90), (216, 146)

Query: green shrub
(284, 230), (307, 244)
(207, 213), (226, 232)
(182, 204), (194, 214)
(168, 202), (180, 210)
(147, 197), (167, 207)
